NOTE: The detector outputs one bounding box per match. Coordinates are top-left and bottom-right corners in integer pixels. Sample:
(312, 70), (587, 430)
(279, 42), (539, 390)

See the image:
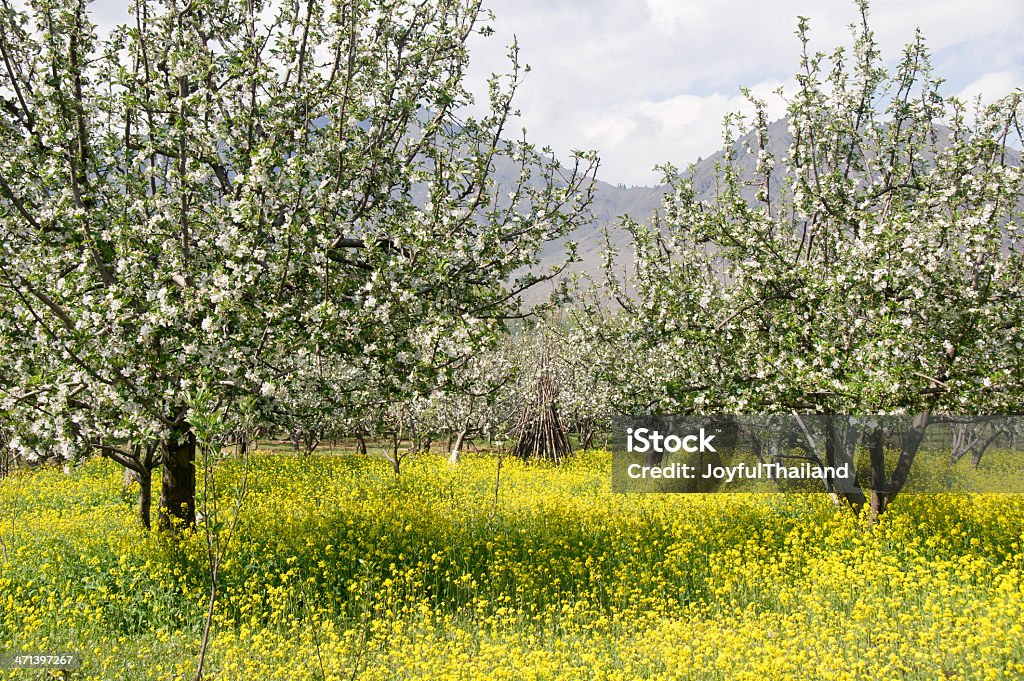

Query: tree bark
(390, 432), (401, 477)
(0, 429), (12, 478)
(825, 416), (867, 514)
(881, 411), (930, 511)
(449, 427), (468, 464)
(159, 427), (196, 531)
(578, 420), (595, 451)
(868, 427), (887, 518)
(138, 466), (152, 531)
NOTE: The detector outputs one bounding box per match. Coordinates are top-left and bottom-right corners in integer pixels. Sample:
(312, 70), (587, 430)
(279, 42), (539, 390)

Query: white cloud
(577, 78), (793, 185)
(467, 0), (1024, 185)
(957, 71), (1020, 105)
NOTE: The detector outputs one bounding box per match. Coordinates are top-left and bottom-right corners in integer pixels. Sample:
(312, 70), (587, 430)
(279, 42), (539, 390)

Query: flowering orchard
(1, 1), (1023, 679)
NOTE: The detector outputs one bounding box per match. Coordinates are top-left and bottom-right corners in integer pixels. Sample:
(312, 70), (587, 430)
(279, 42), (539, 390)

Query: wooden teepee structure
(512, 362), (572, 464)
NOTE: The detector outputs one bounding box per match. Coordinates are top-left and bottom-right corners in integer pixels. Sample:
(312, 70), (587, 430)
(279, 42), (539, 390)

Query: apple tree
(594, 2), (1023, 514)
(0, 0), (596, 529)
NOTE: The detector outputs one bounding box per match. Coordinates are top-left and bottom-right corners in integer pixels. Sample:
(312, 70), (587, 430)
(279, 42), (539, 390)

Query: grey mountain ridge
(517, 117), (791, 304)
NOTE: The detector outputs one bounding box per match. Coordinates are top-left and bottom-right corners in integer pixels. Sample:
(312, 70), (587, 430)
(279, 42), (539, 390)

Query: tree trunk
(881, 411), (930, 511)
(138, 466), (153, 531)
(868, 427), (887, 518)
(825, 417), (867, 514)
(303, 429), (321, 456)
(159, 427), (196, 531)
(390, 432), (401, 477)
(0, 429), (12, 478)
(578, 420), (595, 451)
(449, 428), (468, 464)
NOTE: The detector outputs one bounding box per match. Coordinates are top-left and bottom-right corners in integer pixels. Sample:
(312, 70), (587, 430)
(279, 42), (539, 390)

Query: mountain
(515, 117), (1022, 306)
(516, 118), (793, 305)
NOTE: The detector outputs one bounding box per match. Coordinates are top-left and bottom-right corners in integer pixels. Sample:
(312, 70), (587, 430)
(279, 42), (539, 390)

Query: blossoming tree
(0, 0), (596, 529)
(593, 2), (1023, 515)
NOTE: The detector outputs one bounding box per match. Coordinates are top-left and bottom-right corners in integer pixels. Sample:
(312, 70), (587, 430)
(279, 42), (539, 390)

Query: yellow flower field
(1, 450), (1023, 680)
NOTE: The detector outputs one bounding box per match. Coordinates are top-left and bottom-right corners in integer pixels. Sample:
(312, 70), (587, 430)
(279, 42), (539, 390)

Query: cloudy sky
(462, 0), (1023, 186)
(85, 0), (1023, 187)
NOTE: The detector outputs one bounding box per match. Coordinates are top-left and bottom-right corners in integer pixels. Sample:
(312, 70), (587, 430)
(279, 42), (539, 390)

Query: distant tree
(592, 1), (1023, 515)
(0, 0), (596, 529)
